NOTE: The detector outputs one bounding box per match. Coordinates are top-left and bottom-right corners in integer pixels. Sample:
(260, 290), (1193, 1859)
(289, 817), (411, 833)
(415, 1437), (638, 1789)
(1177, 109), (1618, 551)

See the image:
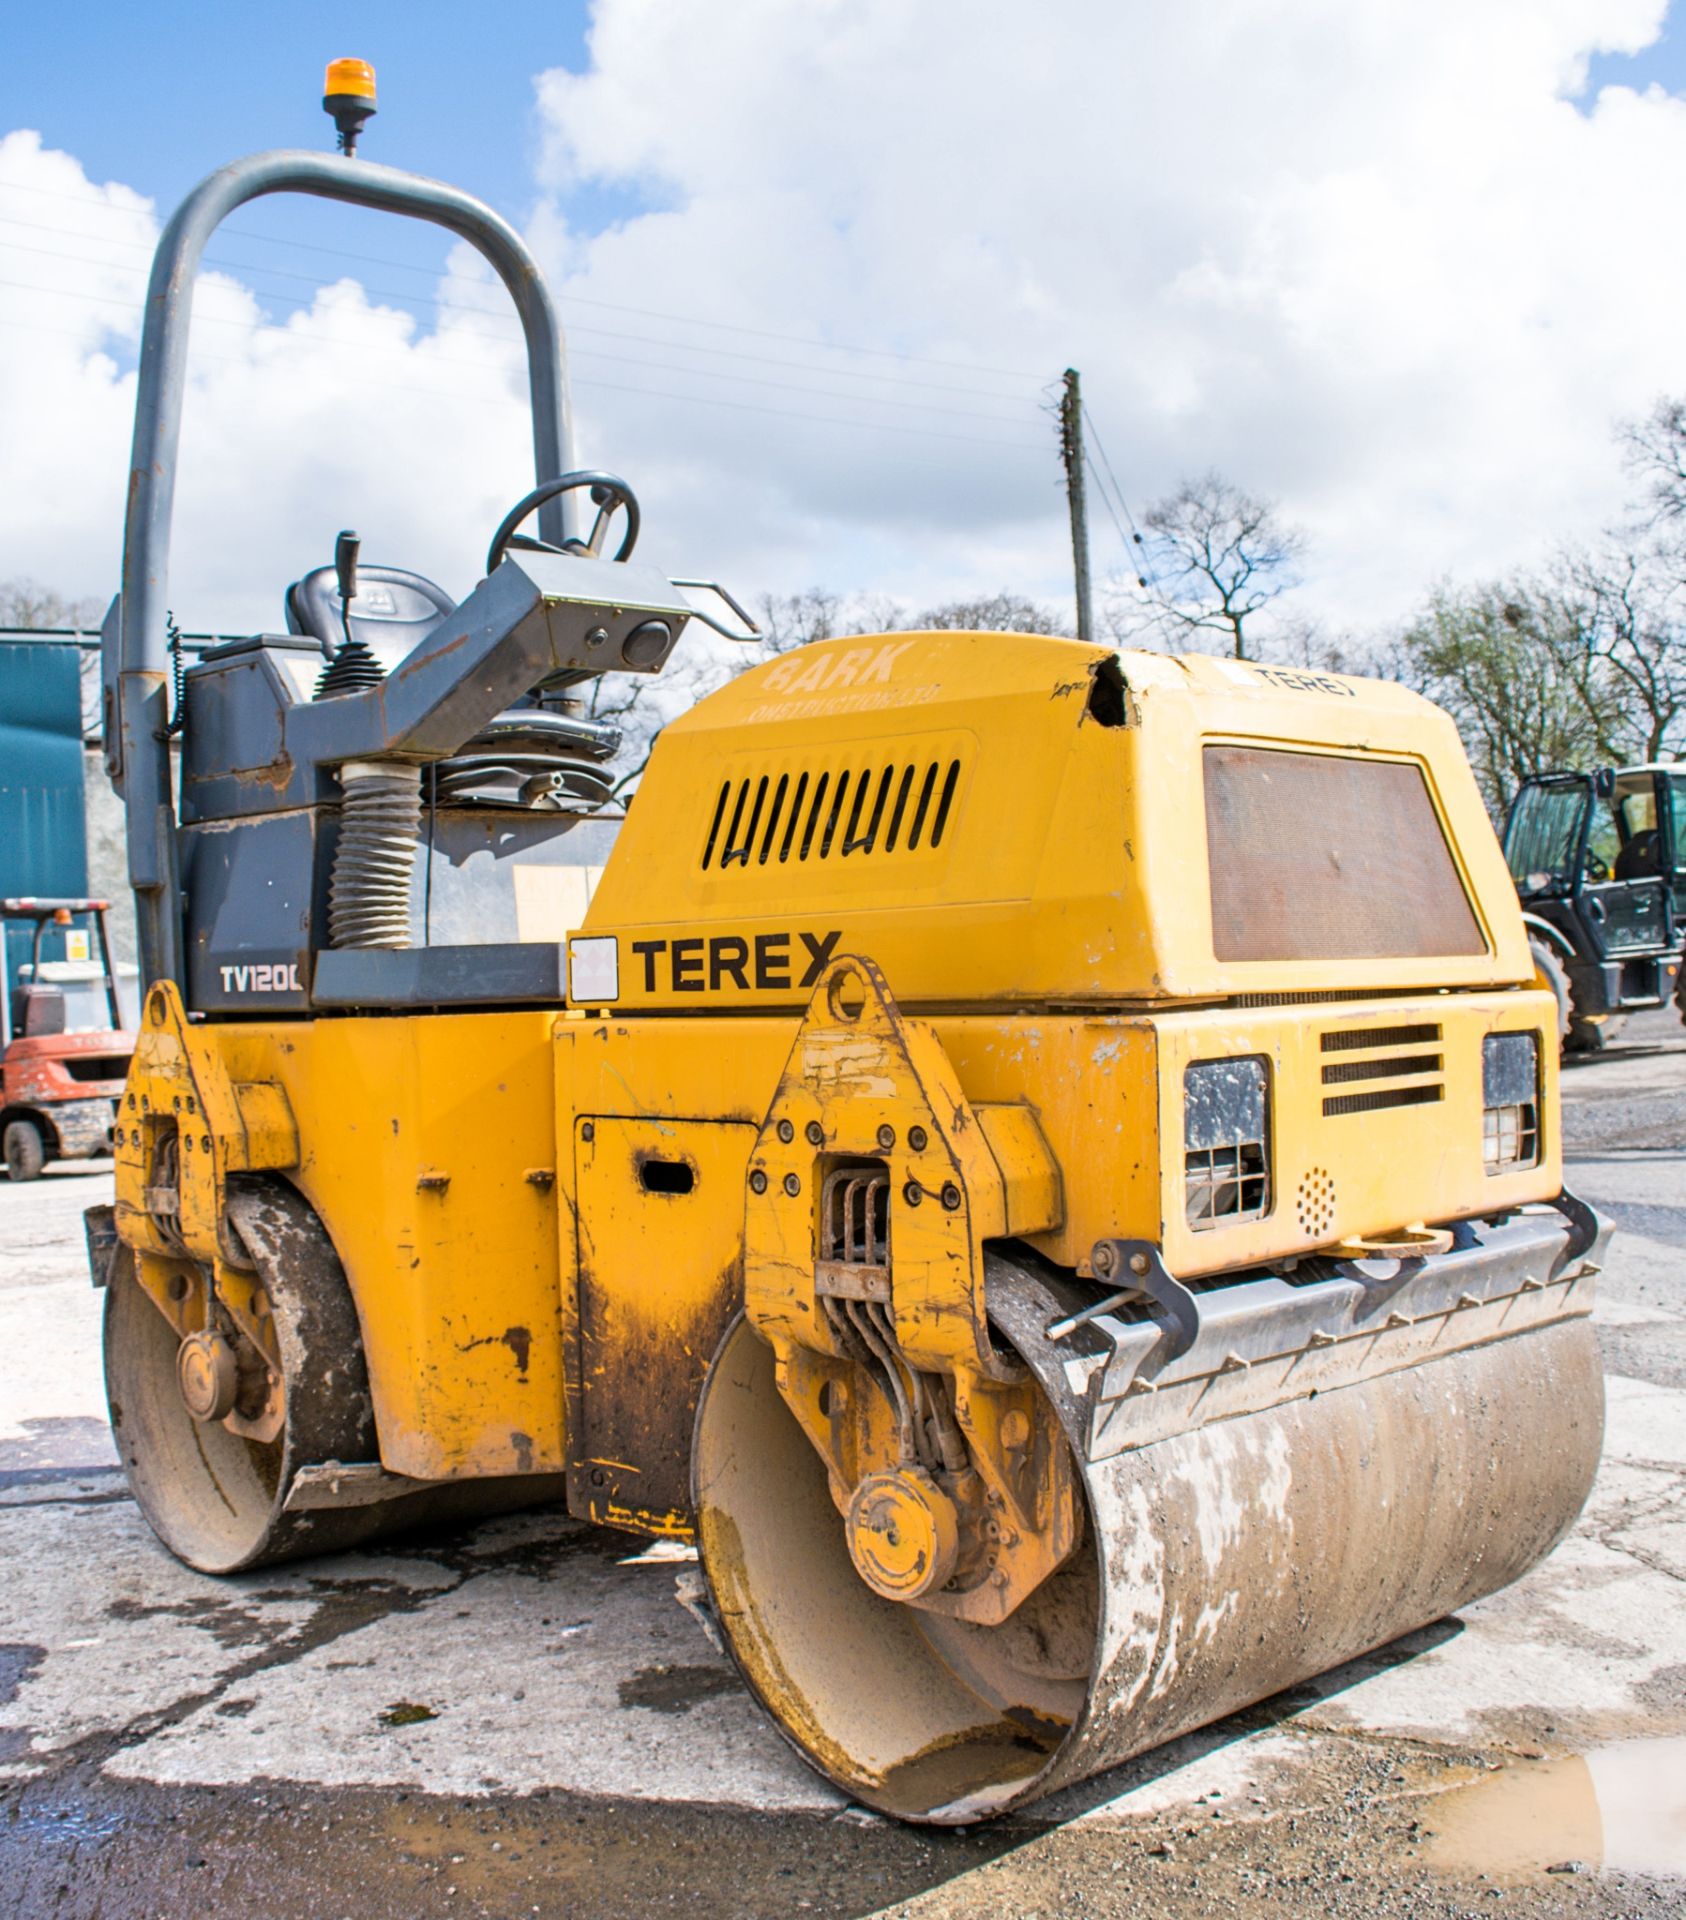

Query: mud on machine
(90, 60), (1608, 1823)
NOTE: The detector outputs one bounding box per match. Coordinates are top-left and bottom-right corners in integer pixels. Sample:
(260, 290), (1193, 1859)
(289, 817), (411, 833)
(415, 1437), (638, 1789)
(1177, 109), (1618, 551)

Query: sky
(3, 0), (1686, 651)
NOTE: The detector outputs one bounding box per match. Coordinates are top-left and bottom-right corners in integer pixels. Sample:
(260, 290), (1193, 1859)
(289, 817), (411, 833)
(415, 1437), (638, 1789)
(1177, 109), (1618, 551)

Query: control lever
(334, 528), (361, 606)
(332, 528), (360, 657)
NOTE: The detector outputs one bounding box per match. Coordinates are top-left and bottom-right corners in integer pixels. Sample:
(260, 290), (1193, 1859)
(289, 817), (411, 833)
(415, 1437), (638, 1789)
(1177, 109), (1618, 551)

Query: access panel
(570, 1114), (755, 1534)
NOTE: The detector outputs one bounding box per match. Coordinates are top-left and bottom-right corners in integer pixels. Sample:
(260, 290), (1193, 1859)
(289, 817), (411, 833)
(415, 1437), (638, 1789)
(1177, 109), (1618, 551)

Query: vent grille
(1319, 1021), (1445, 1117)
(1296, 1166), (1336, 1237)
(1324, 1084), (1444, 1117)
(1321, 1052), (1442, 1085)
(1230, 988), (1397, 1007)
(701, 759), (962, 871)
(1321, 1023), (1441, 1053)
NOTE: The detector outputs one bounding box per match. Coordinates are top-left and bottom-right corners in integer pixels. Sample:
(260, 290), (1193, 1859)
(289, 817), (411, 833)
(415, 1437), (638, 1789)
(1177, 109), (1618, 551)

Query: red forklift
(1, 898), (134, 1180)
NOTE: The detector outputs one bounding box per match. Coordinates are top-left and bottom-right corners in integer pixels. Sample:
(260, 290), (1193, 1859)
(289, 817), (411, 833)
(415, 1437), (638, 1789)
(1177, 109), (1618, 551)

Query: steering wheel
(486, 471), (641, 576)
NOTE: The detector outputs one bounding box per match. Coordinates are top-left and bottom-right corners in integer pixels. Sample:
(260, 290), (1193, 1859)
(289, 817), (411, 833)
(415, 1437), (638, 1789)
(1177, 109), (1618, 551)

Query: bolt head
(908, 1125), (928, 1152)
(749, 1169), (768, 1195)
(805, 1121), (824, 1146)
(580, 1121), (595, 1143)
(1129, 1252), (1150, 1275)
(940, 1182), (962, 1212)
(783, 1172), (801, 1197)
(876, 1124), (895, 1151)
(903, 1180), (923, 1207)
(777, 1118), (795, 1144)
(1093, 1243), (1116, 1276)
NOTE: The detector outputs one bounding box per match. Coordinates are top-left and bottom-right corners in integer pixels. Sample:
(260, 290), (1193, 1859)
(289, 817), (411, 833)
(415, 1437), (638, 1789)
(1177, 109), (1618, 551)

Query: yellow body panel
(569, 1112), (756, 1533)
(580, 635), (1529, 1010)
(113, 631), (1565, 1533)
(116, 983), (1552, 1486)
(117, 1001), (565, 1480)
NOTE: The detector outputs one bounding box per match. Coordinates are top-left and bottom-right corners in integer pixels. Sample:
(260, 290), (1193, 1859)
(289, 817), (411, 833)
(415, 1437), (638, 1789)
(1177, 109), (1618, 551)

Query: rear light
(1184, 1056), (1271, 1229)
(1483, 1032), (1541, 1172)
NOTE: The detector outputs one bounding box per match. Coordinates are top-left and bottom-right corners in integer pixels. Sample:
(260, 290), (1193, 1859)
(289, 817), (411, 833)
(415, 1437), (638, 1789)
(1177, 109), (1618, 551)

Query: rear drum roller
(107, 1176), (389, 1573)
(695, 1299), (1604, 1823)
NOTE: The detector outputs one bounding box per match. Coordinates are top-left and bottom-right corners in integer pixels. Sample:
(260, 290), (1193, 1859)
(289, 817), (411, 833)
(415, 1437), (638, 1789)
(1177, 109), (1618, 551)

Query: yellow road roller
(90, 95), (1606, 1824)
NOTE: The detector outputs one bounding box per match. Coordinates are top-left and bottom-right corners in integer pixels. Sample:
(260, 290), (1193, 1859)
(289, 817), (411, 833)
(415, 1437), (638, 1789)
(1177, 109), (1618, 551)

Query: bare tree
(602, 585), (1072, 798)
(0, 578), (103, 630)
(912, 591), (1071, 635)
(1561, 543), (1686, 764)
(1580, 397), (1686, 760)
(1393, 581), (1628, 815)
(1621, 397), (1686, 528)
(1105, 472), (1306, 659)
(604, 591), (836, 798)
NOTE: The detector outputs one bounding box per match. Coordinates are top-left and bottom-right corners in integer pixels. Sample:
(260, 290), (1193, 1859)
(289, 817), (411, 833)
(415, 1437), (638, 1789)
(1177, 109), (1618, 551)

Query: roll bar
(110, 148), (577, 991)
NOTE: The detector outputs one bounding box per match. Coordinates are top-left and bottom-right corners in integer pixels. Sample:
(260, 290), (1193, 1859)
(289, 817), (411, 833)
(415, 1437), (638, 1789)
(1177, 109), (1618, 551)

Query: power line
(0, 264), (1050, 445)
(0, 173), (1049, 381)
(0, 308), (1048, 453)
(1084, 453), (1135, 556)
(0, 211), (1040, 404)
(1082, 403), (1151, 549)
(0, 238), (1040, 428)
(1081, 403), (1154, 588)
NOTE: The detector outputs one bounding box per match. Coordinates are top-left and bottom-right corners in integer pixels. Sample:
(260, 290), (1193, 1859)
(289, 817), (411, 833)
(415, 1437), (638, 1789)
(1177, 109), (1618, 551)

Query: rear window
(1204, 745), (1485, 962)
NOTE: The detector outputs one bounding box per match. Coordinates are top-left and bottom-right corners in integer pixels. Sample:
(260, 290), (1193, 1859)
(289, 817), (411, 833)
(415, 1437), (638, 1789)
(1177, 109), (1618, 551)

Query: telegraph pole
(1058, 368), (1093, 641)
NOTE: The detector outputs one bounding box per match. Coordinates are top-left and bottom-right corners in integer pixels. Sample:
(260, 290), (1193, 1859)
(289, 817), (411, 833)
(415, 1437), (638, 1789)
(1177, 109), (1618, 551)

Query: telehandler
(89, 66), (1607, 1824)
(1505, 763), (1684, 1051)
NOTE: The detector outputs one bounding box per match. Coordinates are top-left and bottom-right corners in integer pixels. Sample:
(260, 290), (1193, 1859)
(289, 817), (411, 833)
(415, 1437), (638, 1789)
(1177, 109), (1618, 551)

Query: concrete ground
(2, 1015), (1684, 1918)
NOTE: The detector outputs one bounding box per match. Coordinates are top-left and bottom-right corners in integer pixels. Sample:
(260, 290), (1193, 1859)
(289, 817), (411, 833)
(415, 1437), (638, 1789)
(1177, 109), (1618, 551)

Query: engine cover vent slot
(1321, 1023), (1441, 1053)
(1321, 1052), (1442, 1085)
(1319, 1021), (1445, 1115)
(1323, 1083), (1444, 1117)
(701, 758), (962, 871)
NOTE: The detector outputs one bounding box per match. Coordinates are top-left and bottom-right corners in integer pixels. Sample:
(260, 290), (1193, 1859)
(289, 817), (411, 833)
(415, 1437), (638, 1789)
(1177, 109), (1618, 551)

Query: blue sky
(6, 2), (1686, 642)
(1585, 22), (1686, 98)
(0, 3), (633, 335)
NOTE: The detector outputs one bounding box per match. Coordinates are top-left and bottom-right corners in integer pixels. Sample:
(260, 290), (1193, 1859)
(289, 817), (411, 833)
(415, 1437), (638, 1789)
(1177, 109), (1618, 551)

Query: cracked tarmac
(2, 1012), (1685, 1917)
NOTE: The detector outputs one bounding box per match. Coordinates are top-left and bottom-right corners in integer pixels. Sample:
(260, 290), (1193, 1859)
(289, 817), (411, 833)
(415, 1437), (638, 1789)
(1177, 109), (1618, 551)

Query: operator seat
(285, 563), (456, 670)
(283, 552), (621, 807)
(1613, 828), (1661, 881)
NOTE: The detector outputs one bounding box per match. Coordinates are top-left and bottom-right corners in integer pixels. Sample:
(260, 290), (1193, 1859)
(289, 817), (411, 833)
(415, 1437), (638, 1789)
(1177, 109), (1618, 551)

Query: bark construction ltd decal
(745, 640), (939, 721)
(628, 930), (842, 994)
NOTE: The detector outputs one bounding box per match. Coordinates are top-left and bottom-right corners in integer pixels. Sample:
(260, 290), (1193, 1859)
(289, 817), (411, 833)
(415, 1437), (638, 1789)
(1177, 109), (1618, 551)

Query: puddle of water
(1427, 1734), (1686, 1880)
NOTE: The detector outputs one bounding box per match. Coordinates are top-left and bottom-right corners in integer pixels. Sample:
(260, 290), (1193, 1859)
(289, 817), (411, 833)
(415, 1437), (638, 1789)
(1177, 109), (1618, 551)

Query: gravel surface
(2, 1008), (1683, 1918)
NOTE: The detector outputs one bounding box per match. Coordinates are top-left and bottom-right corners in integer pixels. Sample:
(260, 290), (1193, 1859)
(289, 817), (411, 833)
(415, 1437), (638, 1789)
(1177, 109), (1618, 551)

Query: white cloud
(0, 129), (533, 632)
(530, 0), (1686, 638)
(3, 1), (1686, 652)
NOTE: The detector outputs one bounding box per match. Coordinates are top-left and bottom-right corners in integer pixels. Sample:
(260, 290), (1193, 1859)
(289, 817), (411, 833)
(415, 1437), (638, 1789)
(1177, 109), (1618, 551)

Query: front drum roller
(106, 1176), (555, 1573)
(695, 1295), (1605, 1824)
